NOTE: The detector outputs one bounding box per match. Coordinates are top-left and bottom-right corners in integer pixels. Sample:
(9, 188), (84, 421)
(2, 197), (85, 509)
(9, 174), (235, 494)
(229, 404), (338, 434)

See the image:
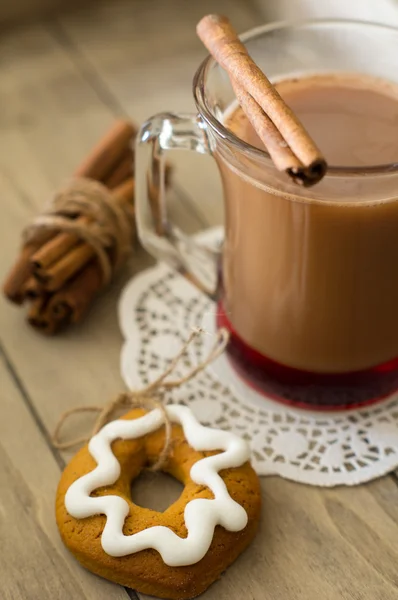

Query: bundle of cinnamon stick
(3, 120), (143, 334)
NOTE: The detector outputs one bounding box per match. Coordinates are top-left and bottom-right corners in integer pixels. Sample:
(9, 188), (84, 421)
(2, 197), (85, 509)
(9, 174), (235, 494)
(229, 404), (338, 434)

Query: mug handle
(135, 112), (220, 299)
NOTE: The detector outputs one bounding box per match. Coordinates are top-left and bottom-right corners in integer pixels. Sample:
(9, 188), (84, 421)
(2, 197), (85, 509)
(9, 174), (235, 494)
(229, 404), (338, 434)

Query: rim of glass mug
(193, 18), (398, 178)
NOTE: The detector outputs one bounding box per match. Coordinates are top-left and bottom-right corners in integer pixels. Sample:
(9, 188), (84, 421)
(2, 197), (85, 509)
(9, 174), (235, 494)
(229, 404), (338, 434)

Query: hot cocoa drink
(218, 74), (398, 375)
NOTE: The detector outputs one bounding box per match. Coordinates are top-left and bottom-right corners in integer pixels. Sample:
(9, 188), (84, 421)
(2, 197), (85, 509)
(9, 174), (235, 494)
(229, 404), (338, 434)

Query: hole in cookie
(131, 471), (184, 512)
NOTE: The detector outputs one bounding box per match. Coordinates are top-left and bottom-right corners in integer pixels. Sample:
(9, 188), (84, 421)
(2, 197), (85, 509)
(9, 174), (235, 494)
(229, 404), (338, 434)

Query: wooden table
(1, 1), (398, 598)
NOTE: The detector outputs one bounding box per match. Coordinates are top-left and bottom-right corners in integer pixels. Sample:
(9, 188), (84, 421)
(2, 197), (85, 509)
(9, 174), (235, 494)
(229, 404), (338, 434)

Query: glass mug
(136, 20), (398, 410)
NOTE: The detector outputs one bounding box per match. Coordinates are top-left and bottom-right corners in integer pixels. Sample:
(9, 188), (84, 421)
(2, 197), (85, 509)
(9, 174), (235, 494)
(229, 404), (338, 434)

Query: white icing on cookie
(65, 405), (250, 566)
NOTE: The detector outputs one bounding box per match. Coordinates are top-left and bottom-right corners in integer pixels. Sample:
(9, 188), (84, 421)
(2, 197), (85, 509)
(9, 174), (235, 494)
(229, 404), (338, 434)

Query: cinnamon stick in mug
(196, 14), (327, 185)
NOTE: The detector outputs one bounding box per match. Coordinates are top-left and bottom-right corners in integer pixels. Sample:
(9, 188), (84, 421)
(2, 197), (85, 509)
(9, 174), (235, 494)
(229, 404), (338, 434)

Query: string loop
(52, 328), (229, 470)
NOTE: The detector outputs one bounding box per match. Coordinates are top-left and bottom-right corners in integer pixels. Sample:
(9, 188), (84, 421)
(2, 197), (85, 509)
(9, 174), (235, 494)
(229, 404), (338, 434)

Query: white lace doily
(118, 229), (398, 487)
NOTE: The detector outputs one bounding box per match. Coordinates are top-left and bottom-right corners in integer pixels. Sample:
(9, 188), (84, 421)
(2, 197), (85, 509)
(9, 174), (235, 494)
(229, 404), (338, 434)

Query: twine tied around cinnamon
(52, 327), (230, 471)
(23, 177), (135, 287)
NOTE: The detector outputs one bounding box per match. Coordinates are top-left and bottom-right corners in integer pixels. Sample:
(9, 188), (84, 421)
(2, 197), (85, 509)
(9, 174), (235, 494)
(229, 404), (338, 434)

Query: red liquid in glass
(217, 301), (398, 410)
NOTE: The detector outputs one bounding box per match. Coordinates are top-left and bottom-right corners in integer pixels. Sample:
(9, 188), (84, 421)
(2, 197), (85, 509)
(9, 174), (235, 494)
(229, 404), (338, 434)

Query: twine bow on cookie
(23, 177), (135, 287)
(52, 328), (230, 470)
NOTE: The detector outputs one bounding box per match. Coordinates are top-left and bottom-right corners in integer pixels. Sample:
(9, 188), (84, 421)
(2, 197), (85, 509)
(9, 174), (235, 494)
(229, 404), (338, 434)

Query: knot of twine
(52, 328), (229, 471)
(23, 177), (135, 286)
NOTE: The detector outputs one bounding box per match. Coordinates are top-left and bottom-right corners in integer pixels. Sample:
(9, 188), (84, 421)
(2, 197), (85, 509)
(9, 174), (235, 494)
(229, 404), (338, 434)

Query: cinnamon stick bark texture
(24, 277), (42, 300)
(49, 261), (102, 325)
(3, 231), (53, 303)
(104, 148), (134, 189)
(31, 215), (90, 272)
(74, 120), (136, 182)
(39, 244), (94, 291)
(27, 294), (58, 335)
(197, 14), (327, 186)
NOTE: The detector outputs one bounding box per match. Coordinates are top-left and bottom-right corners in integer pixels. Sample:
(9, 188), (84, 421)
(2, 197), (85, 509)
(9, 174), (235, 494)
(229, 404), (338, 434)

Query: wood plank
(199, 476), (398, 599)
(0, 0), (90, 27)
(52, 0), (261, 227)
(0, 348), (129, 600)
(130, 469), (398, 600)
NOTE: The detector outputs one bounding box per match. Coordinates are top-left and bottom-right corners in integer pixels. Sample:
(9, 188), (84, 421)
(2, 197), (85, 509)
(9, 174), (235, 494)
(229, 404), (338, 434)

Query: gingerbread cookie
(56, 405), (261, 599)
